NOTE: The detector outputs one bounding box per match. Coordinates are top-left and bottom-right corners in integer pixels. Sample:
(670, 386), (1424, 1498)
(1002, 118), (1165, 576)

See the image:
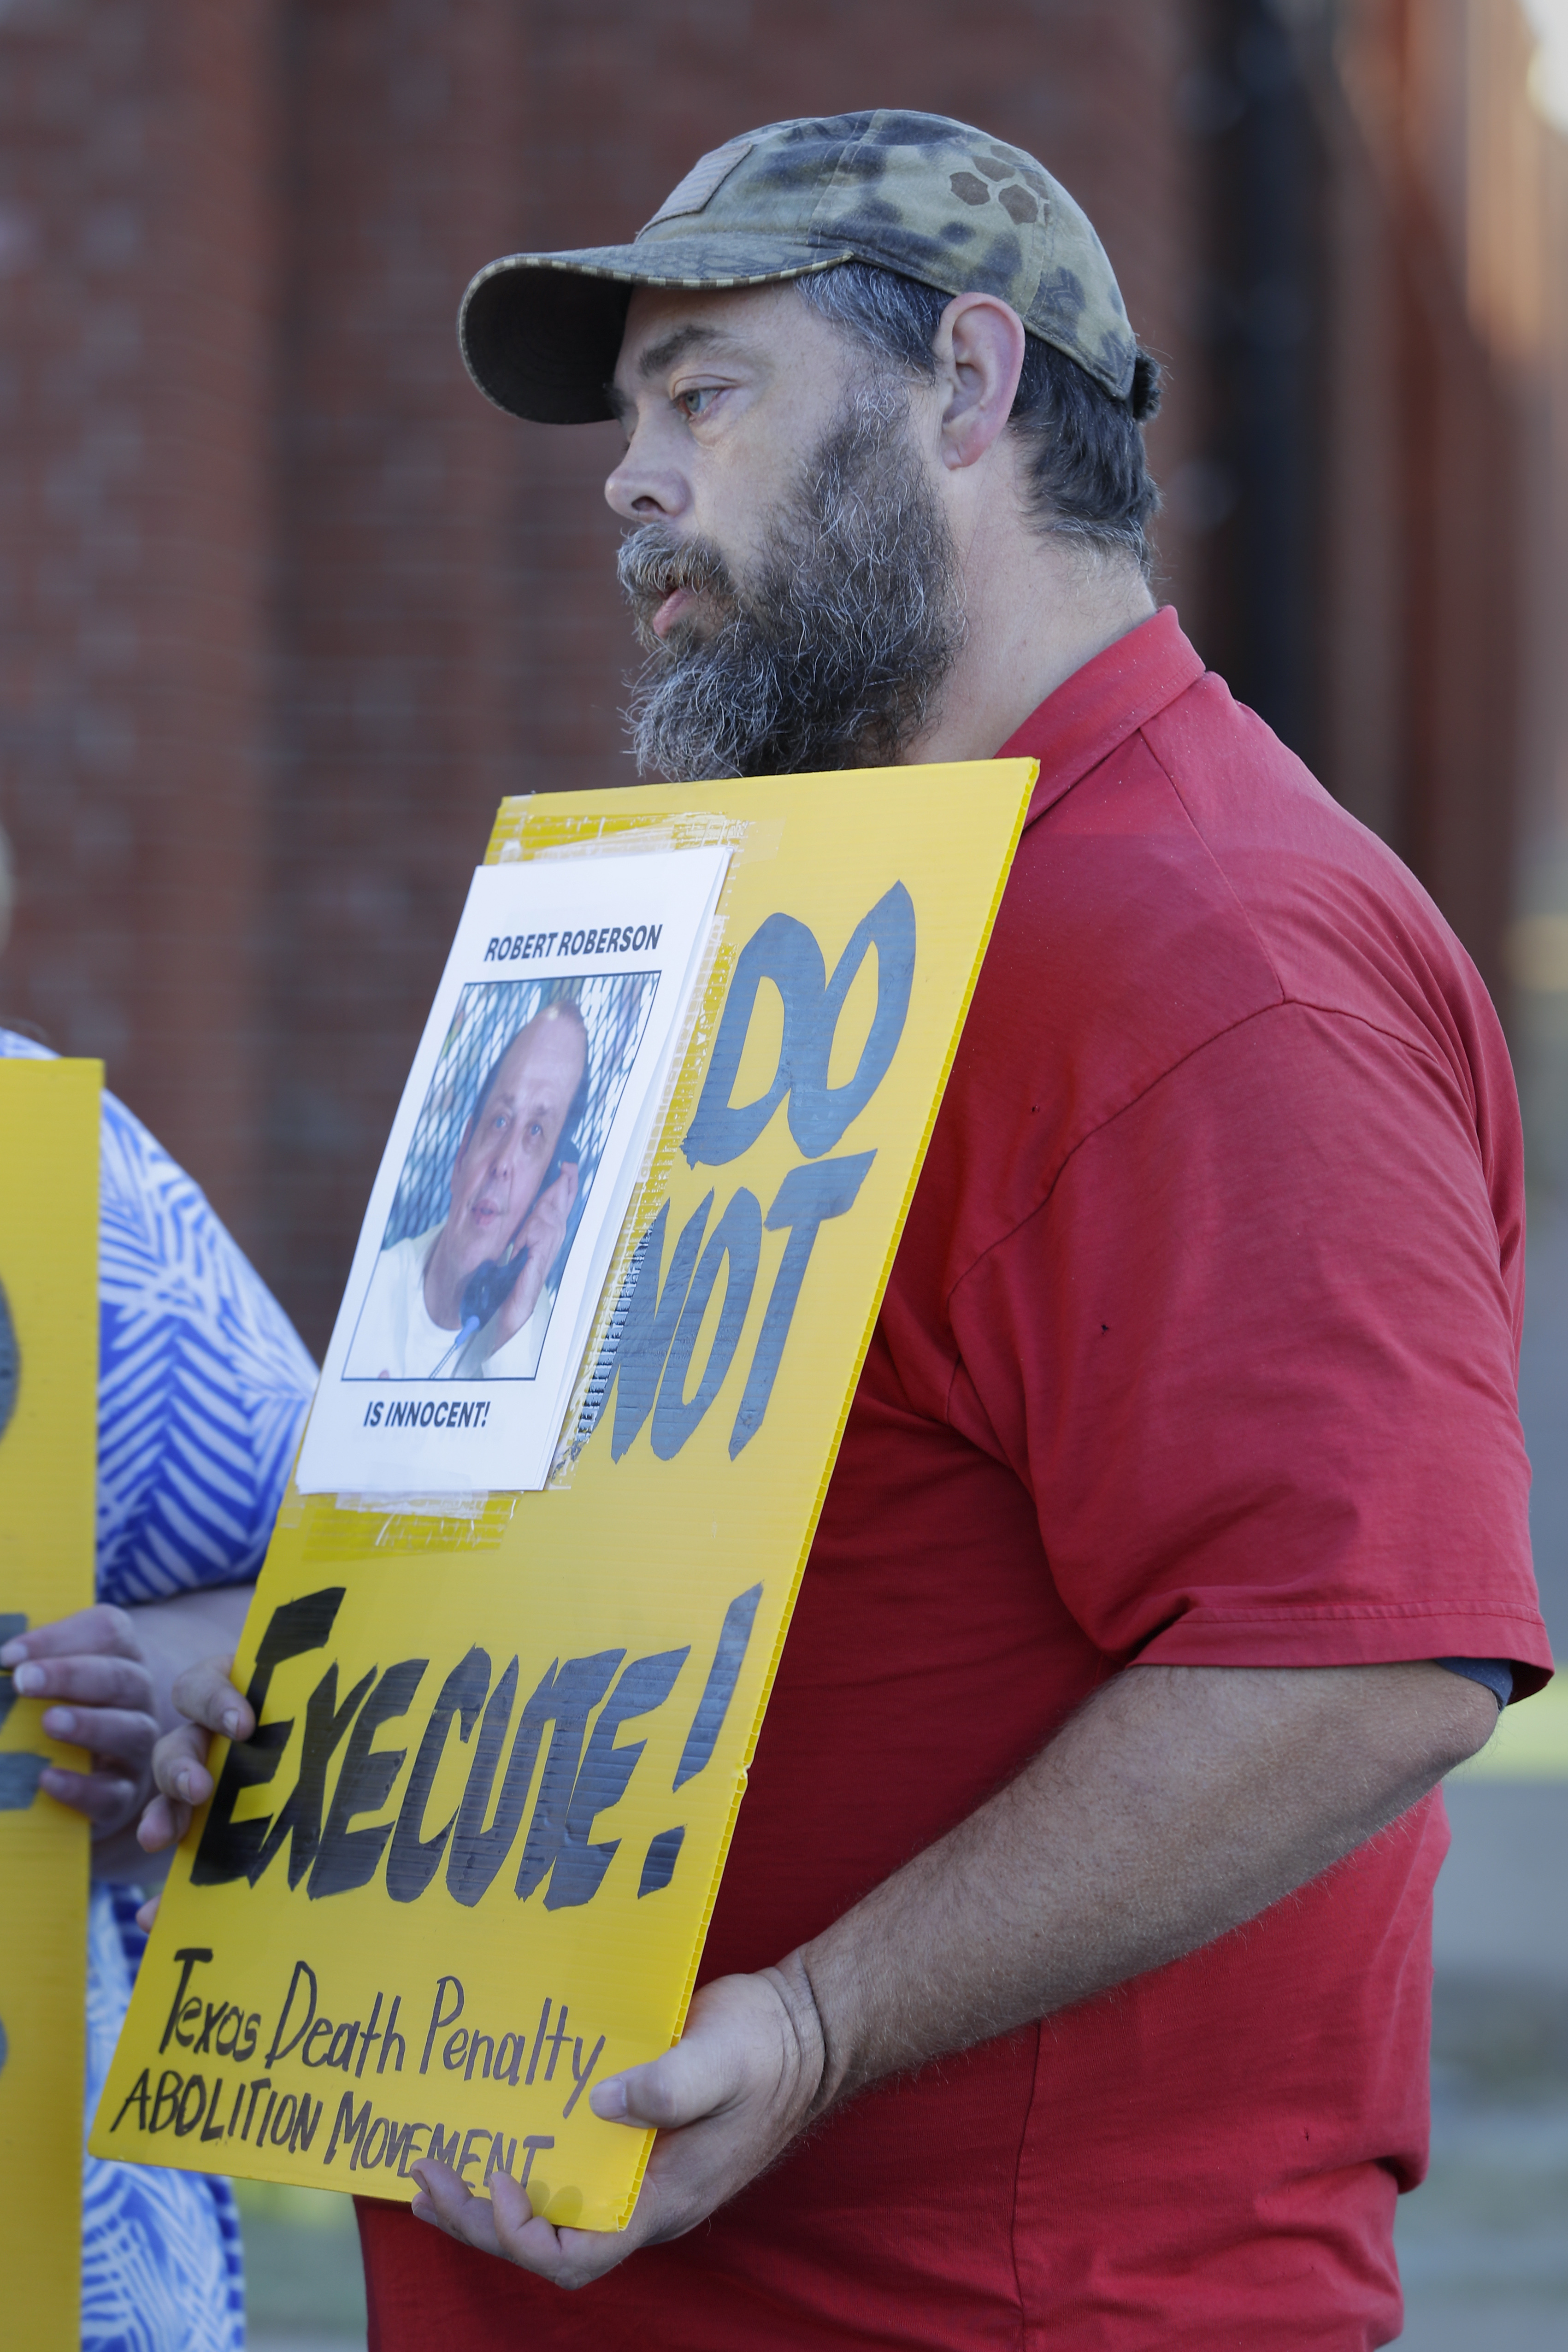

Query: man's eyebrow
(607, 323), (748, 419)
(634, 323), (739, 382)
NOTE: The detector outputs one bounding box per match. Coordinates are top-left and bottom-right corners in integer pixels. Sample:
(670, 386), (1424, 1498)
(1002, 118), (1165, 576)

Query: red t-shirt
(358, 609), (1551, 2350)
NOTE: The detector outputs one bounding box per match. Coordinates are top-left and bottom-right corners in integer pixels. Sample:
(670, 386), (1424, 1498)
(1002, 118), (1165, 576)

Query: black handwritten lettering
(158, 1949), (212, 2055)
(292, 2094), (324, 2152)
(445, 1651), (623, 1909)
(265, 1960), (319, 2069)
(253, 1661), (376, 1889)
(493, 2030), (527, 2087)
(547, 1648), (690, 1910)
(607, 1196), (712, 1460)
(191, 1589), (346, 1884)
(674, 1585), (762, 1787)
(650, 1191), (761, 1460)
(730, 1153), (874, 1456)
(324, 2092), (373, 2169)
(525, 1997), (551, 2087)
(683, 887), (914, 1166)
(562, 2035), (605, 2119)
(419, 1976), (464, 2076)
(442, 1656), (521, 1903)
(110, 2068), (150, 2132)
(240, 2077), (272, 2140)
(310, 1659), (428, 1898)
(386, 1648), (490, 1903)
(325, 2020), (359, 2072)
(379, 1994), (406, 2075)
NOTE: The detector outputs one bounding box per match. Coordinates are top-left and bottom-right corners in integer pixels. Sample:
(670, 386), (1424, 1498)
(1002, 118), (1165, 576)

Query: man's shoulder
(970, 680), (1289, 1143)
(922, 665), (1509, 1267)
(999, 662), (1482, 1072)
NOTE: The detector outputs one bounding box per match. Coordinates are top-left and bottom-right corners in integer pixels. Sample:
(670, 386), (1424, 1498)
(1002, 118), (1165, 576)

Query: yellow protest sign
(0, 1058), (101, 2350)
(91, 763), (1033, 2228)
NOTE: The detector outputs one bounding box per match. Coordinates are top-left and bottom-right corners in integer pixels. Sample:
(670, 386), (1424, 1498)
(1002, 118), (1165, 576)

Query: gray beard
(618, 389), (965, 779)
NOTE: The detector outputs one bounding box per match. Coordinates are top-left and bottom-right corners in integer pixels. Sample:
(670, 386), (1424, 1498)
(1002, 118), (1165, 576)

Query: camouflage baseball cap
(460, 109), (1139, 424)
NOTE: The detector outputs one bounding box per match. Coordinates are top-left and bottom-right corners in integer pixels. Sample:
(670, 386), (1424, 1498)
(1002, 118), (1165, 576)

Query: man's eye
(677, 386), (722, 420)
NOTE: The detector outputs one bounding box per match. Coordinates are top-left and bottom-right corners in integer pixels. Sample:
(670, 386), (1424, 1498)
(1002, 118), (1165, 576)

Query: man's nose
(605, 427), (690, 522)
(491, 1128), (527, 1179)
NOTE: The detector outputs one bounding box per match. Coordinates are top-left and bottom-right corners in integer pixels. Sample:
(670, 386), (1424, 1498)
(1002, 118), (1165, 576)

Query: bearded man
(151, 113), (1550, 2351)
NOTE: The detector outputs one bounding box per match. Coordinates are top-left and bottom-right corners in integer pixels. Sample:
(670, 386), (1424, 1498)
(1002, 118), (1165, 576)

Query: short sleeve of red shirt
(947, 997), (1544, 1676)
(907, 607), (1550, 1691)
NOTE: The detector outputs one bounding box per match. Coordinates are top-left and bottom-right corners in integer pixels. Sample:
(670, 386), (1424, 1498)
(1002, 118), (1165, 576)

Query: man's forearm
(791, 1660), (1495, 2113)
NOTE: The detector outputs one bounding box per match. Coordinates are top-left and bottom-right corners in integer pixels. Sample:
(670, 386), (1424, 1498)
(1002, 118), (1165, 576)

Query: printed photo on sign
(295, 844), (731, 1495)
(343, 972), (658, 1382)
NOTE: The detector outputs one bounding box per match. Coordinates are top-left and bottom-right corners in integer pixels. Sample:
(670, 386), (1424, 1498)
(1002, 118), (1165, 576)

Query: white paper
(295, 844), (730, 1494)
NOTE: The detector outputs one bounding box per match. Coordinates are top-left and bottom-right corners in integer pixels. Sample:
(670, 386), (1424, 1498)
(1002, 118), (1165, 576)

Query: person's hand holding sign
(408, 1966), (828, 2287)
(136, 1648), (253, 1888)
(3, 1589), (250, 1882)
(1, 1608), (158, 1864)
(401, 1659), (1494, 2287)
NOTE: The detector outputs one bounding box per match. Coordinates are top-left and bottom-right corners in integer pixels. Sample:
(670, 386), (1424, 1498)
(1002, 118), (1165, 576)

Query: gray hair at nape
(796, 260), (1164, 580)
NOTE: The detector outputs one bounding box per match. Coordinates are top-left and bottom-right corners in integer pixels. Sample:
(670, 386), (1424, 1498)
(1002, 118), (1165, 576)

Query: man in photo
(347, 999), (589, 1379)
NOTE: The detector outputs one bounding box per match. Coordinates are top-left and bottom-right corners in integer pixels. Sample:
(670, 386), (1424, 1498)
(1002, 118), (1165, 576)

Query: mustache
(616, 527), (741, 650)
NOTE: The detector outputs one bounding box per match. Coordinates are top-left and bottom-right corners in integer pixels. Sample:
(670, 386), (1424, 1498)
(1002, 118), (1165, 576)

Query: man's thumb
(589, 2034), (730, 2132)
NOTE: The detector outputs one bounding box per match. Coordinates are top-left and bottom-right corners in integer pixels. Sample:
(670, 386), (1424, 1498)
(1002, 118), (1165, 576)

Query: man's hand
(138, 1651), (253, 1857)
(408, 1965), (825, 2288)
(495, 1163), (578, 1346)
(416, 1659), (1493, 2285)
(0, 1606), (159, 1853)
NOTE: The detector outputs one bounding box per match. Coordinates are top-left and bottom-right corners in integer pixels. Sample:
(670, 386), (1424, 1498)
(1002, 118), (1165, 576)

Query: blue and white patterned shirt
(3, 1033), (318, 2352)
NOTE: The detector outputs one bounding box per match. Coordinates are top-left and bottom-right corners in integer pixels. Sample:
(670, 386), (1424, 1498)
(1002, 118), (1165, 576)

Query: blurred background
(0, 1), (1564, 2345)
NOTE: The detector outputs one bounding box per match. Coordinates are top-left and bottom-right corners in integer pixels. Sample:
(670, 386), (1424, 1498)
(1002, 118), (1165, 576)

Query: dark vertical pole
(1188, 0), (1325, 765)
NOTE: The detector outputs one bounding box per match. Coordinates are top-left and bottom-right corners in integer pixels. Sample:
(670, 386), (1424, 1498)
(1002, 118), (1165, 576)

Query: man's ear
(932, 294), (1027, 473)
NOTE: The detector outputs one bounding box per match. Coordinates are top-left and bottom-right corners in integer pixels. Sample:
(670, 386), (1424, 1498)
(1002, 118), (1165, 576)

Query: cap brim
(458, 242), (845, 423)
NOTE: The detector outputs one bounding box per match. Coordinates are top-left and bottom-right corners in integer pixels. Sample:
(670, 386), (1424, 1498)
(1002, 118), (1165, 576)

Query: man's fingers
(40, 1764), (140, 1827)
(168, 1655), (251, 1741)
(142, 1712), (215, 1851)
(408, 2165), (505, 2258)
(138, 1791), (193, 1853)
(403, 1974), (824, 2286)
(8, 1653), (154, 1712)
(410, 2162), (633, 2288)
(0, 1605), (138, 1668)
(135, 1892), (161, 1933)
(40, 1705), (155, 1767)
(150, 1721), (215, 1809)
(590, 2033), (740, 2132)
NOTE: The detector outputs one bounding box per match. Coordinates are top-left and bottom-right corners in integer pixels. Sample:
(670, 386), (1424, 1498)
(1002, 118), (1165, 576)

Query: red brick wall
(0, 0), (277, 1237)
(0, 2), (1218, 1350)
